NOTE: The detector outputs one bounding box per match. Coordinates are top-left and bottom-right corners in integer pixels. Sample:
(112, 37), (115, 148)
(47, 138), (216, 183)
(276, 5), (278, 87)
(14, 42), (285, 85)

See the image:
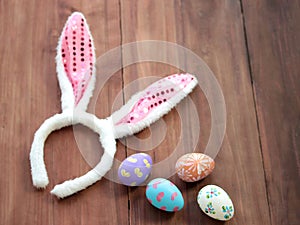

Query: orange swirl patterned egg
(175, 153), (215, 182)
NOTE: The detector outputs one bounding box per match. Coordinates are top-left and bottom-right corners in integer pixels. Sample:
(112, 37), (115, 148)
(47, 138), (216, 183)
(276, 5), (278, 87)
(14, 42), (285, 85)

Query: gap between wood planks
(118, 1), (131, 224)
(239, 0), (272, 224)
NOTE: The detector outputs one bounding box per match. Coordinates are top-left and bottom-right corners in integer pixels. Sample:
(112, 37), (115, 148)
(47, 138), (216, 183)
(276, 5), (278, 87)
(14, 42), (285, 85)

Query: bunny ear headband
(29, 12), (198, 198)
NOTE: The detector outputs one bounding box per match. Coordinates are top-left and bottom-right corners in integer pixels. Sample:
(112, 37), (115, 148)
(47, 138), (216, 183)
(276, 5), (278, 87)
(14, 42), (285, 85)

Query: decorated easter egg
(197, 185), (234, 221)
(118, 153), (152, 186)
(146, 178), (184, 212)
(175, 153), (215, 182)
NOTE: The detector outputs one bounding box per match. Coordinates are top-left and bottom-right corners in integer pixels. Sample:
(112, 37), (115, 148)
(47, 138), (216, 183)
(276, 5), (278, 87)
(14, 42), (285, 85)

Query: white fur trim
(30, 112), (73, 187)
(56, 14), (75, 111)
(30, 112), (116, 198)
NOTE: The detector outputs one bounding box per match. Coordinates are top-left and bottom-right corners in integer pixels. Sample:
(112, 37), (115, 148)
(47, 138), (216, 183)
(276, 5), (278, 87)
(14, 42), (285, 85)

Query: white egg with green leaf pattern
(197, 185), (234, 221)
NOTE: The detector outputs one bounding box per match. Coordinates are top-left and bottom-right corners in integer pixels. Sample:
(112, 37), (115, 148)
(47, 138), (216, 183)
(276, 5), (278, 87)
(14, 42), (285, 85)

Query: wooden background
(0, 0), (299, 224)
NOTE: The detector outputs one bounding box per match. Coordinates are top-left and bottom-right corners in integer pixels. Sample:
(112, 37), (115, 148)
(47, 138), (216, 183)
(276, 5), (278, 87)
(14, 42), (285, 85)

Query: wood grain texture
(242, 0), (300, 224)
(180, 1), (272, 224)
(0, 0), (128, 225)
(120, 1), (186, 224)
(0, 0), (298, 225)
(119, 0), (271, 224)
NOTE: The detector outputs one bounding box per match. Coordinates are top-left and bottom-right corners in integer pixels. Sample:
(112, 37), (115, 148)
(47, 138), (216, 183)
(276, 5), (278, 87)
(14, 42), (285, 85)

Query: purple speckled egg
(118, 153), (152, 186)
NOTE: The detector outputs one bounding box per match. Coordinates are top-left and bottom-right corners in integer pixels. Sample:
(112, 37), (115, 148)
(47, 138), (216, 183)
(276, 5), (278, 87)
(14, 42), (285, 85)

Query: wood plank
(181, 1), (271, 224)
(0, 1), (56, 224)
(0, 1), (128, 225)
(242, 0), (300, 224)
(120, 1), (194, 224)
(2, 0), (298, 224)
(121, 0), (271, 224)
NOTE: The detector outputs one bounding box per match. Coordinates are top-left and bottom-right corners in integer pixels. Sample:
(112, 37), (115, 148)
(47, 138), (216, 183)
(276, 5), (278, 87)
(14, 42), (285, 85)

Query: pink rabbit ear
(111, 73), (198, 138)
(56, 12), (96, 111)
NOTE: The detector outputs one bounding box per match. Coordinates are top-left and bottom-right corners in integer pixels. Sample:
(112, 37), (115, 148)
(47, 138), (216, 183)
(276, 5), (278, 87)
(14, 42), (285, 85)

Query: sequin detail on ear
(115, 73), (195, 125)
(61, 13), (95, 105)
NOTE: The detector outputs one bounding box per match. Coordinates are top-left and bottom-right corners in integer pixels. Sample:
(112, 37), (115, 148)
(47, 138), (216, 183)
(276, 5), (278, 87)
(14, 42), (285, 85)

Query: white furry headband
(29, 12), (198, 198)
